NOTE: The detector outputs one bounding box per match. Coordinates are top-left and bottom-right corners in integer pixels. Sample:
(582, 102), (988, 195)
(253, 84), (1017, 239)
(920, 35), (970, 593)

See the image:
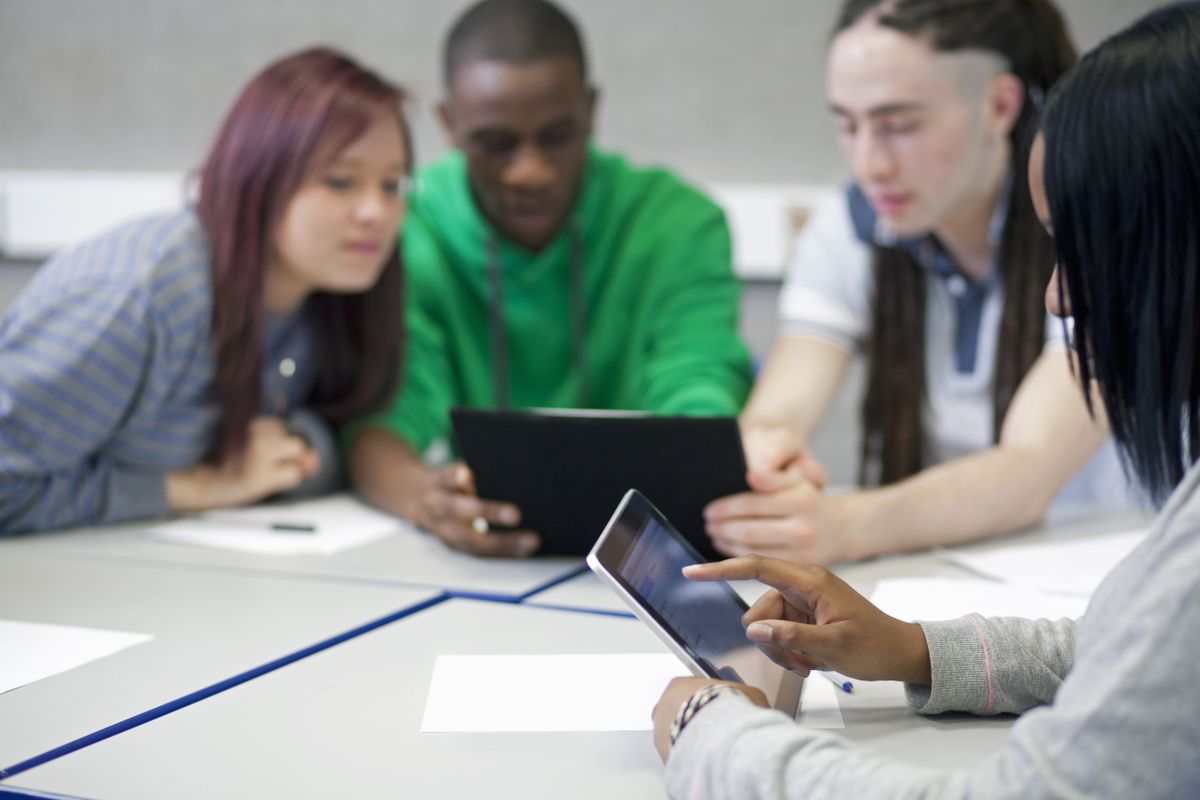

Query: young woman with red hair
(0, 47), (409, 532)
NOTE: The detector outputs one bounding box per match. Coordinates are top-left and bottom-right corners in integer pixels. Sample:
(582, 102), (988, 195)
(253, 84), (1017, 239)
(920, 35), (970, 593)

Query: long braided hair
(833, 0), (1077, 485)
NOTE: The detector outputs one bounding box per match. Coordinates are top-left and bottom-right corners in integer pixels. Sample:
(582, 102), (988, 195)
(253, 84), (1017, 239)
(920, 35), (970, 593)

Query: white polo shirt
(778, 187), (1140, 513)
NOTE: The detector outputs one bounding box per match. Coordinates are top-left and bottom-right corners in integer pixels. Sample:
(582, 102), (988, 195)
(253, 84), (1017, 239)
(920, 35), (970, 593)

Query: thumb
(746, 619), (843, 663)
(747, 461), (810, 493)
(796, 452), (829, 489)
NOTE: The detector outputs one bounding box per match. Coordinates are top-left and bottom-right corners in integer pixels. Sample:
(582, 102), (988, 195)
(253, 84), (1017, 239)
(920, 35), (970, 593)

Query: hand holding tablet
(587, 490), (804, 716)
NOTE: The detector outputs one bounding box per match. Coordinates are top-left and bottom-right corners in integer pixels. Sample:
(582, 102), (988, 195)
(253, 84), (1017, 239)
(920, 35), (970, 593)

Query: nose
(1044, 265), (1073, 318)
(850, 128), (897, 184)
(354, 185), (392, 226)
(503, 143), (556, 192)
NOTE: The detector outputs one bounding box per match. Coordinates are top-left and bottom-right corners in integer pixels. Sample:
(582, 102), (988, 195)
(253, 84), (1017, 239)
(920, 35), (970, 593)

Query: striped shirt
(0, 210), (320, 533)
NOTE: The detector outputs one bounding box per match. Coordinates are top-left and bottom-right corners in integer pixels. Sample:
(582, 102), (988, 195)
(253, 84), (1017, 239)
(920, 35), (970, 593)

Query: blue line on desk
(521, 602), (636, 620)
(0, 786), (92, 799)
(0, 593), (449, 782)
(440, 563), (588, 604)
(516, 563), (590, 601)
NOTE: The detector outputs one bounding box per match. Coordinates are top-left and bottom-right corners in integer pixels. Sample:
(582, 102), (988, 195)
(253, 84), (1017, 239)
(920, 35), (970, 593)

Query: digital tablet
(450, 407), (748, 558)
(587, 489), (803, 718)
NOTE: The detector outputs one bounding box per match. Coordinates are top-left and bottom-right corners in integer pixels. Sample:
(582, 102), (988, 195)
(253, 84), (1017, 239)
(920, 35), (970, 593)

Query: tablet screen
(590, 491), (802, 713)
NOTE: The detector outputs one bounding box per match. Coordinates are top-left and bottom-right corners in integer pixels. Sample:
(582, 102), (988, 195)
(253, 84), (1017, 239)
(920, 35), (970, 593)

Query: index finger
(683, 556), (825, 595)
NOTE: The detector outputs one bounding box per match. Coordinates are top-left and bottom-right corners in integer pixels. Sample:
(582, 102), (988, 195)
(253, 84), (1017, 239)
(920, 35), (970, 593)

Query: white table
(0, 548), (439, 772)
(0, 503), (584, 599)
(526, 509), (1151, 613)
(4, 601), (675, 800)
(0, 510), (1152, 798)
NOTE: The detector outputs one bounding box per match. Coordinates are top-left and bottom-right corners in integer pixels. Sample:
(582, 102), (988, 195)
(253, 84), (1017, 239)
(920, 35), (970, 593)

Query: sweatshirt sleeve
(663, 615), (1080, 799)
(0, 283), (171, 532)
(904, 615), (1077, 716)
(640, 194), (752, 416)
(665, 576), (1200, 799)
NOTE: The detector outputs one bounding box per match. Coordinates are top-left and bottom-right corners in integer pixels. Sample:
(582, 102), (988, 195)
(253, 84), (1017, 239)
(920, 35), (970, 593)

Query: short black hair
(443, 0), (587, 88)
(1043, 1), (1200, 503)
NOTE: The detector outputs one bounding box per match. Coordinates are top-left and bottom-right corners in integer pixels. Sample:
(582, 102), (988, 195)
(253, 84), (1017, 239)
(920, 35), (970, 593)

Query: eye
(880, 117), (919, 136)
(472, 133), (518, 158)
(539, 124), (577, 150)
(323, 176), (356, 191)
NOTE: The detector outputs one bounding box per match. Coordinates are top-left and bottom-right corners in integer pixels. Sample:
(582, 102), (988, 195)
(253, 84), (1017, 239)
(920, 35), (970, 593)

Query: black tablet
(449, 407), (748, 558)
(587, 489), (803, 717)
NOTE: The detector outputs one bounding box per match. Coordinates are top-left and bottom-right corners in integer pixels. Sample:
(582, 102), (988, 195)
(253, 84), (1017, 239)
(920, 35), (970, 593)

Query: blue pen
(819, 670), (854, 694)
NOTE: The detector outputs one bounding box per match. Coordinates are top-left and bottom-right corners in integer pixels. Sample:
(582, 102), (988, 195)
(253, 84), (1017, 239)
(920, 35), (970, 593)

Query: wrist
(669, 684), (745, 748)
(898, 621), (932, 685)
(827, 493), (873, 561)
(165, 466), (212, 512)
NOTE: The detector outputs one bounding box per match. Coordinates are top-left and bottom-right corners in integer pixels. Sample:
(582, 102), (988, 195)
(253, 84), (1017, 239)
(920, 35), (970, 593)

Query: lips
(344, 240), (385, 255)
(508, 203), (555, 224)
(869, 192), (914, 217)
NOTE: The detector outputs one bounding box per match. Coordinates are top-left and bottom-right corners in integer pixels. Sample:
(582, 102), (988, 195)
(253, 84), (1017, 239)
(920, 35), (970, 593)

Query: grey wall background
(0, 0), (1169, 184)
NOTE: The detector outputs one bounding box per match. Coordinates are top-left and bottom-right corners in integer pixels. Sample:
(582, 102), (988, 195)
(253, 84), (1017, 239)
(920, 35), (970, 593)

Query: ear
(987, 73), (1025, 139)
(436, 99), (461, 148)
(582, 85), (600, 138)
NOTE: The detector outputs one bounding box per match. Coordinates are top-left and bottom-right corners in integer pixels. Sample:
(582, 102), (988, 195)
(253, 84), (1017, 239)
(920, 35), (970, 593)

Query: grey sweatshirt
(666, 461), (1200, 799)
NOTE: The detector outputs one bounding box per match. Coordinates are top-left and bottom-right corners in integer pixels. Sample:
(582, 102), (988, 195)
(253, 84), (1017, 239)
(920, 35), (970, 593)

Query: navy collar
(846, 178), (1013, 375)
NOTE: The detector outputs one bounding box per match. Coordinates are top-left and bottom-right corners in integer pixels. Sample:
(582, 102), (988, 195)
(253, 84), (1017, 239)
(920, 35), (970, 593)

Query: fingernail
(518, 536), (538, 555)
(747, 623), (773, 642)
(500, 506), (518, 524)
(681, 564), (701, 576)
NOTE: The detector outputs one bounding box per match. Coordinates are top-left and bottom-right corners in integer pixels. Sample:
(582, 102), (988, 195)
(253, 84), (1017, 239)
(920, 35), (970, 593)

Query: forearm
(667, 693), (961, 800)
(347, 426), (434, 520)
(1, 465), (168, 534)
(740, 336), (852, 443)
(834, 445), (1066, 558)
(906, 615), (1077, 716)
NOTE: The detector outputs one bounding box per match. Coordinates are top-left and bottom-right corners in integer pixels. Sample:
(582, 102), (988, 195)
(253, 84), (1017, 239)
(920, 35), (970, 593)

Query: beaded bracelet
(669, 684), (745, 747)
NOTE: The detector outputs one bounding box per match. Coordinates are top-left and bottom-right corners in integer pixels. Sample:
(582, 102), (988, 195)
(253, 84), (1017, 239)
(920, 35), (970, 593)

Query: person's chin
(504, 213), (561, 250)
(878, 210), (934, 240)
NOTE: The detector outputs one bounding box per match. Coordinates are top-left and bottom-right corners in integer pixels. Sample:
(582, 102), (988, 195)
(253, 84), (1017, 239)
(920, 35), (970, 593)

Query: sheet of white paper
(937, 528), (1147, 597)
(145, 495), (403, 556)
(421, 653), (686, 732)
(798, 672), (844, 729)
(870, 578), (1089, 623)
(0, 619), (152, 695)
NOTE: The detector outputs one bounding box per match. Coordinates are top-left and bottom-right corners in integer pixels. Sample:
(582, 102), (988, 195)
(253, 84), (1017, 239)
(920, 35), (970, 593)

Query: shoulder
(410, 152), (469, 221)
(785, 186), (873, 286)
(801, 186), (870, 251)
(609, 149), (720, 217)
(588, 149), (726, 230)
(32, 210), (209, 296)
(15, 211), (213, 347)
(404, 153), (476, 271)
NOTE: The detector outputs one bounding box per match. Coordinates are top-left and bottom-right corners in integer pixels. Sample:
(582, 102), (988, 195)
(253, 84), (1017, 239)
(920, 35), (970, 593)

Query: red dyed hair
(195, 47), (409, 461)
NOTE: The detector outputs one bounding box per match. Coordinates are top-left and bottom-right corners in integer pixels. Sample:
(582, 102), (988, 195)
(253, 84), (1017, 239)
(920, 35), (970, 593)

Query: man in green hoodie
(349, 0), (752, 557)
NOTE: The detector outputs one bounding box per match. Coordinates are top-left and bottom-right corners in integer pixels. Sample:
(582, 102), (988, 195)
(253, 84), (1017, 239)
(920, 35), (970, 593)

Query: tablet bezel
(587, 489), (803, 718)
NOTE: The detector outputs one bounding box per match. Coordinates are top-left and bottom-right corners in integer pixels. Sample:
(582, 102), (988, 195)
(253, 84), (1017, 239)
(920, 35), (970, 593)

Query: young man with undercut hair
(349, 0), (752, 557)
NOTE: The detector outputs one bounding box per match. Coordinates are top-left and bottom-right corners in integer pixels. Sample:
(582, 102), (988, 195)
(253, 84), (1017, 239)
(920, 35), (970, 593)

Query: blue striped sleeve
(0, 282), (169, 532)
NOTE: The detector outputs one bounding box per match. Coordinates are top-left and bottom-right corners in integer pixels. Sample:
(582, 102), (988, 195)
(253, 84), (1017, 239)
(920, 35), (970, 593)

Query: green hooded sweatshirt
(365, 147), (752, 457)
